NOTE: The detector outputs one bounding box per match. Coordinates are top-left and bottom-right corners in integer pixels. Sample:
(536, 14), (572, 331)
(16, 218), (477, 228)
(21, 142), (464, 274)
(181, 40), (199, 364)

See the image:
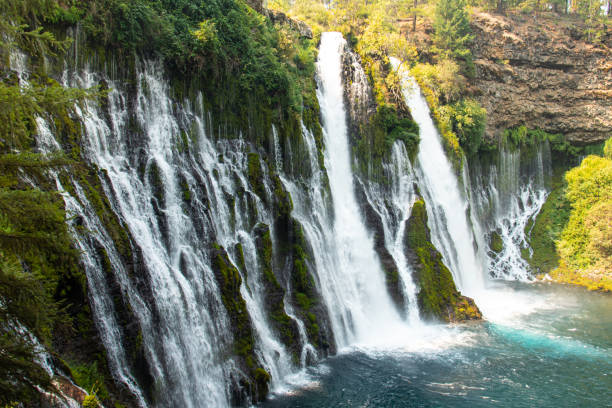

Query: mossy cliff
(210, 243), (270, 403)
(404, 199), (482, 322)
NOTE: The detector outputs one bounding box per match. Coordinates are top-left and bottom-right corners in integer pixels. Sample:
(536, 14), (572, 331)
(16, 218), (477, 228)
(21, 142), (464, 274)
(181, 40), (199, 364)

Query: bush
(554, 150), (612, 291)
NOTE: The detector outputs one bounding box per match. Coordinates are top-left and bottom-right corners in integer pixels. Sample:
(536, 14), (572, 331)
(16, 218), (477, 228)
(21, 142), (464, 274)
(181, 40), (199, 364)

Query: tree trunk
(497, 0), (505, 15)
(412, 0), (417, 32)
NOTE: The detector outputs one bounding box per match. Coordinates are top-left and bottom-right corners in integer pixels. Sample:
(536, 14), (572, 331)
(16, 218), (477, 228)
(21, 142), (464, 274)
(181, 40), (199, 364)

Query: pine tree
(433, 0), (473, 63)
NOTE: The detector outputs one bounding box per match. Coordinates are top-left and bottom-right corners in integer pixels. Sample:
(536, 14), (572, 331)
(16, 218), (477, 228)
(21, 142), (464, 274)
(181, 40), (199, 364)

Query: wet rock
(354, 180), (408, 314)
(403, 199), (482, 322)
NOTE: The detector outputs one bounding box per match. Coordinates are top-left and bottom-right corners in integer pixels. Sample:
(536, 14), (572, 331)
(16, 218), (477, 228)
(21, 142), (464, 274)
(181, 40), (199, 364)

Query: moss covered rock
(404, 199), (482, 322)
(210, 243), (270, 402)
(523, 182), (570, 274)
(489, 230), (503, 254)
(253, 224), (301, 360)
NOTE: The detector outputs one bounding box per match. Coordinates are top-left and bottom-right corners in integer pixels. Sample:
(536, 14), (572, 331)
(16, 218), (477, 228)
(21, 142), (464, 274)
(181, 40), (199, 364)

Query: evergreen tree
(0, 0), (96, 403)
(433, 0), (473, 63)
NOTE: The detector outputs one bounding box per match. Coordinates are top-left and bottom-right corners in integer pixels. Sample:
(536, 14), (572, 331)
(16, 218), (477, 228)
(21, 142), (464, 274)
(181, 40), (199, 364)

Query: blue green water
(262, 282), (612, 407)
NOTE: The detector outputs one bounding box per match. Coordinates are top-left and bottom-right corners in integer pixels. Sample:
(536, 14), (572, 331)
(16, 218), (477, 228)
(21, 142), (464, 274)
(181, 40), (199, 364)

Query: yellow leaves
(193, 19), (217, 46)
(604, 137), (612, 159)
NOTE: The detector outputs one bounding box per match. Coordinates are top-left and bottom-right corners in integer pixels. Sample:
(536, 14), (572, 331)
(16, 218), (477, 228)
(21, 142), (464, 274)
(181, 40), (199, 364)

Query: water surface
(263, 282), (612, 407)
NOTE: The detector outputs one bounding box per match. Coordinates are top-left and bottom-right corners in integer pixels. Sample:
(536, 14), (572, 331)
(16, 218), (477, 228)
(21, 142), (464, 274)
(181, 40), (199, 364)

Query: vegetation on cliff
(269, 0), (421, 174)
(0, 0), (110, 405)
(552, 139), (612, 292)
(404, 199), (482, 322)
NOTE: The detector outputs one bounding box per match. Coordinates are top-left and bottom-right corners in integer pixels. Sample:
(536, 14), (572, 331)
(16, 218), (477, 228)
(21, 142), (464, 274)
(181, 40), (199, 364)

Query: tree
(433, 0), (473, 63)
(0, 0), (96, 402)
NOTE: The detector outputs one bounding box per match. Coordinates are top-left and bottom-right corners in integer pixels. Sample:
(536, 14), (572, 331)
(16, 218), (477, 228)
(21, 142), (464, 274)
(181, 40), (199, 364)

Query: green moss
(489, 231), (503, 254)
(210, 244), (254, 358)
(503, 127), (605, 164)
(355, 104), (419, 180)
(288, 220), (322, 347)
(523, 183), (570, 273)
(69, 360), (110, 401)
(253, 224), (300, 358)
(234, 243), (247, 276)
(405, 200), (481, 322)
(247, 153), (266, 201)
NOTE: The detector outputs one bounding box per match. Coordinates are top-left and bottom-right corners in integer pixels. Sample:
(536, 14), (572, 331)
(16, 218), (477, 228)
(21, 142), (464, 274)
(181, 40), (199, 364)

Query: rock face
(341, 43), (377, 141)
(246, 0), (263, 13)
(404, 199), (482, 322)
(264, 9), (313, 39)
(469, 12), (612, 144)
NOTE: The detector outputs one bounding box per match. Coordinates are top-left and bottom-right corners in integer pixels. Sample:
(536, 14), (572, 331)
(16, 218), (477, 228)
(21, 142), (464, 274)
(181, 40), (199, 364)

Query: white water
(392, 59), (486, 298)
(309, 32), (406, 346)
(14, 27), (560, 407)
(55, 55), (320, 405)
(357, 141), (421, 324)
(468, 145), (551, 280)
(391, 58), (556, 325)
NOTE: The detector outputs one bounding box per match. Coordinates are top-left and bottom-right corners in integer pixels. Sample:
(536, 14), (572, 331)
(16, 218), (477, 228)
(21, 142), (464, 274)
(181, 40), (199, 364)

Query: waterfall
(53, 56), (325, 405)
(392, 59), (486, 298)
(468, 144), (552, 280)
(305, 32), (405, 346)
(357, 141), (421, 324)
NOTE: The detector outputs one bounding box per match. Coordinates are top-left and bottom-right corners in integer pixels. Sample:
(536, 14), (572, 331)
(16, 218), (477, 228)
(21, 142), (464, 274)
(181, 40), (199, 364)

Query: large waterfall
(20, 27), (561, 406)
(312, 32), (406, 345)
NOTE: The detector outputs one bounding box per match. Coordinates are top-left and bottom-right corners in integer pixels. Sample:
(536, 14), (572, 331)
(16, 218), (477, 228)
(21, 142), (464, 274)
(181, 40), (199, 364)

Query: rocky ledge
(469, 12), (612, 144)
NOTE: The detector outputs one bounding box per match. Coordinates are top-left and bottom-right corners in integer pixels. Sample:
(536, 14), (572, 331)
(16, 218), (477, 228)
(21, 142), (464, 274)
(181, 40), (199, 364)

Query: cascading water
(291, 32), (405, 346)
(357, 142), (421, 324)
(467, 143), (552, 280)
(52, 52), (323, 404)
(392, 59), (486, 298)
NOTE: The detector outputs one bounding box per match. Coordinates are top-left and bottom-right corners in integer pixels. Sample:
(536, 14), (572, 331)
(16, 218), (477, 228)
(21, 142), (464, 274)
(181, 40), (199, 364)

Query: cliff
(469, 12), (612, 144)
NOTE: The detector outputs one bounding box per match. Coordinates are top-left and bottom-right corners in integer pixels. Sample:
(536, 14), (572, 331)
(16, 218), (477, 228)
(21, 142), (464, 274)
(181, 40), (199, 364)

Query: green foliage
(0, 2), (106, 403)
(72, 0), (316, 129)
(554, 150), (612, 291)
(69, 360), (109, 401)
(377, 105), (420, 152)
(82, 394), (100, 408)
(503, 126), (605, 162)
(433, 0), (473, 66)
(524, 181), (570, 273)
(405, 199), (481, 321)
(604, 137), (612, 159)
(0, 260), (53, 405)
(440, 98), (486, 156)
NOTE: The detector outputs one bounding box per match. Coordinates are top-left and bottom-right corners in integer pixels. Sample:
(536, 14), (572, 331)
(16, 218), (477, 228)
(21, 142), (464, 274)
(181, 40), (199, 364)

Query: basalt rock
(403, 199), (482, 322)
(264, 9), (313, 39)
(469, 12), (612, 144)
